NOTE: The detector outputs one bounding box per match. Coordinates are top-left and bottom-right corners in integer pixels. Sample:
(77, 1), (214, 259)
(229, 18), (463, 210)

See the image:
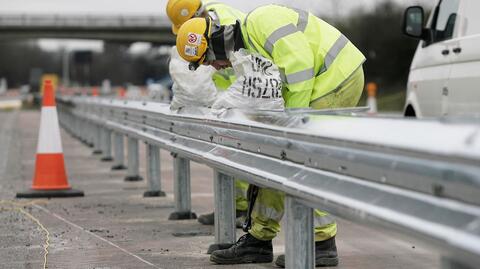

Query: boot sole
(210, 254), (273, 264)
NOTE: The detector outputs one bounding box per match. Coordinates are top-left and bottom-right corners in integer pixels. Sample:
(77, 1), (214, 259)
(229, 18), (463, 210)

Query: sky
(0, 0), (435, 51)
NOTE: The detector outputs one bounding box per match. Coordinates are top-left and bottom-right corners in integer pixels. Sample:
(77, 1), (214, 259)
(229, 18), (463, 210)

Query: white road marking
(34, 204), (163, 269)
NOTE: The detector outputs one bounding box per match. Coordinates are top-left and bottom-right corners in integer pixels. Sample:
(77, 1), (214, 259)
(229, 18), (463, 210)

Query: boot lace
(233, 233), (250, 247)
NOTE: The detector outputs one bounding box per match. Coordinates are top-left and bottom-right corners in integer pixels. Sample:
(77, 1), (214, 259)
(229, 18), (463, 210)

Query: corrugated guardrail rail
(56, 96), (480, 269)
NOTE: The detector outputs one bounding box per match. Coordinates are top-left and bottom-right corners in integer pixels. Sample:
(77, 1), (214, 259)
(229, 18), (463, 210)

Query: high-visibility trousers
(249, 66), (365, 241)
(235, 179), (249, 211)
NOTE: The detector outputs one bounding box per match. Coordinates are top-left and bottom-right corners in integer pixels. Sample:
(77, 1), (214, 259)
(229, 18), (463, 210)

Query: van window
(464, 1), (480, 35)
(432, 0), (460, 43)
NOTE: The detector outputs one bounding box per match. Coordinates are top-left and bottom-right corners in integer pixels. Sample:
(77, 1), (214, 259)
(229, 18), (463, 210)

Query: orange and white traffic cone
(366, 82), (378, 115)
(16, 80), (84, 198)
(91, 87), (99, 97)
(118, 87), (126, 99)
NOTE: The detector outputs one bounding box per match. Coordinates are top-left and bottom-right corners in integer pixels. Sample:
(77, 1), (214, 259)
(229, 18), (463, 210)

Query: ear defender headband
(208, 24), (228, 61)
(194, 2), (205, 17)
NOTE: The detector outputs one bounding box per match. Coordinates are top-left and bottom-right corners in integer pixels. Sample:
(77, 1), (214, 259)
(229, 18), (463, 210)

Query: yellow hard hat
(176, 17), (212, 69)
(166, 0), (203, 34)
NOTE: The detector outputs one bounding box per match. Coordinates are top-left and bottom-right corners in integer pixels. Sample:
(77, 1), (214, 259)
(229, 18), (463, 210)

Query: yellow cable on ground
(0, 200), (50, 269)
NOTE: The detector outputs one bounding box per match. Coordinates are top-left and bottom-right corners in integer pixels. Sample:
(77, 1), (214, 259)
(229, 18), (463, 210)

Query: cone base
(16, 188), (84, 198)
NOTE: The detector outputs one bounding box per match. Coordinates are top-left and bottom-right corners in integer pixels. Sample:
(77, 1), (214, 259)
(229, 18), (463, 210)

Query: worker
(167, 0), (241, 90)
(166, 0), (249, 228)
(175, 4), (365, 267)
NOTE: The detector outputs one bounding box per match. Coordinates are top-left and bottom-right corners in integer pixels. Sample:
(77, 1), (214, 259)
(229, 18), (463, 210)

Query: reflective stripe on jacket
(241, 5), (365, 108)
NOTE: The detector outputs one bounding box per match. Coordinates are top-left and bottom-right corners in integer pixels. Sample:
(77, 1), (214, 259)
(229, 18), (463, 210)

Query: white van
(403, 0), (480, 118)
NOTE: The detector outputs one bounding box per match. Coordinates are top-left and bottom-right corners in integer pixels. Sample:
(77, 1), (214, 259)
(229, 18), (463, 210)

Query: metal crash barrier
(56, 96), (480, 269)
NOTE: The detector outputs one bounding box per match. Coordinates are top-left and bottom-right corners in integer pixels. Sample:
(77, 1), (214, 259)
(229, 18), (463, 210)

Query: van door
(445, 0), (480, 116)
(408, 0), (460, 117)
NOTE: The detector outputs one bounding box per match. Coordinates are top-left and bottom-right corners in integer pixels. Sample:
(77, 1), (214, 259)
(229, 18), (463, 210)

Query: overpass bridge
(0, 14), (175, 44)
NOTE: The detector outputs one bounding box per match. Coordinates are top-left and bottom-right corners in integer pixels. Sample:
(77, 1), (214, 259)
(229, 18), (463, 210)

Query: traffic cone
(91, 87), (99, 97)
(16, 80), (84, 198)
(366, 82), (378, 115)
(118, 87), (126, 99)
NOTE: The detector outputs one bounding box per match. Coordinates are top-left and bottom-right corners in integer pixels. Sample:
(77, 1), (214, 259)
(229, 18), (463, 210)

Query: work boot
(210, 233), (273, 264)
(198, 210), (247, 226)
(275, 236), (338, 267)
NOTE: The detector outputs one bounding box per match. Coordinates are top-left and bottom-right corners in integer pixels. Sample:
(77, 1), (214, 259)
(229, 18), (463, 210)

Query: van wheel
(404, 105), (416, 118)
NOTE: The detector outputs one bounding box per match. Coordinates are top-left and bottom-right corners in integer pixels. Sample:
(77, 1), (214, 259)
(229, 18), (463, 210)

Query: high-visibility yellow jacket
(204, 0), (245, 90)
(204, 0), (245, 26)
(241, 5), (365, 108)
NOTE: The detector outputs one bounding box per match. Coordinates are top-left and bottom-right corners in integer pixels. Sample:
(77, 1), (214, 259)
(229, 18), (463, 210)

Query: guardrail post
(73, 115), (79, 138)
(111, 132), (127, 170)
(168, 154), (196, 220)
(72, 114), (79, 137)
(441, 256), (474, 269)
(125, 136), (143, 181)
(92, 124), (102, 155)
(71, 115), (76, 136)
(144, 143), (166, 197)
(86, 120), (93, 147)
(81, 119), (91, 147)
(101, 128), (113, 162)
(208, 170), (236, 254)
(285, 196), (314, 269)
